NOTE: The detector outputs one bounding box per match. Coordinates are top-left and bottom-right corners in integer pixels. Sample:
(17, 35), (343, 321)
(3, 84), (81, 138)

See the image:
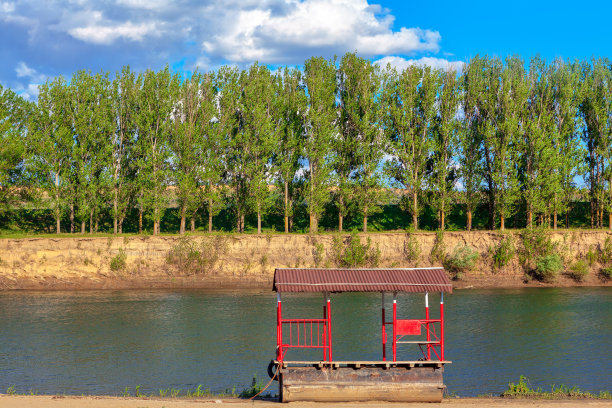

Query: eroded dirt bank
(1, 231), (611, 290)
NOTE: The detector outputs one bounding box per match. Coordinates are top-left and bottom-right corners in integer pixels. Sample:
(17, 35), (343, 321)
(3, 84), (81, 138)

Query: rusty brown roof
(273, 268), (452, 293)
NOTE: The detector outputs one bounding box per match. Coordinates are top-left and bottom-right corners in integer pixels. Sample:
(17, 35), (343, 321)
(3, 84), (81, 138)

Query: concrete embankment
(0, 231), (611, 290)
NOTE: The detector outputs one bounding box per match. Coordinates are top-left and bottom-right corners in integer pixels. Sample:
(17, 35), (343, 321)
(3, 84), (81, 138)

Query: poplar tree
(135, 67), (177, 235)
(338, 53), (384, 232)
(111, 66), (140, 234)
(383, 65), (437, 230)
(70, 70), (114, 233)
(459, 57), (485, 231)
(430, 68), (460, 230)
(303, 57), (336, 233)
(170, 71), (206, 234)
(550, 60), (583, 229)
(199, 72), (225, 233)
(0, 86), (31, 217)
(520, 56), (554, 228)
(273, 67), (306, 233)
(29, 77), (73, 233)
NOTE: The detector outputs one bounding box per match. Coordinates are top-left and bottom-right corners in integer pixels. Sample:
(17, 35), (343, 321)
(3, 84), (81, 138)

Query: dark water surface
(0, 287), (610, 396)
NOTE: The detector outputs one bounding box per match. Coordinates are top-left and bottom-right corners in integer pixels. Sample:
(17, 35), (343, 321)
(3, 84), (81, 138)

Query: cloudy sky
(2, 0), (611, 99)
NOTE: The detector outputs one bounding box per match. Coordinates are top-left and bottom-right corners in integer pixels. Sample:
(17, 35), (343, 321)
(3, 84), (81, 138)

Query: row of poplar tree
(1, 53), (612, 235)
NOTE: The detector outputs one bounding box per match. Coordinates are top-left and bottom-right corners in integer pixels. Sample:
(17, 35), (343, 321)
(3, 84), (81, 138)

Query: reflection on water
(0, 287), (610, 396)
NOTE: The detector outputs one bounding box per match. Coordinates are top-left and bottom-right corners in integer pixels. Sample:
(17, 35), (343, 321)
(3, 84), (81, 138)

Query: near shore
(1, 231), (611, 290)
(1, 395), (612, 407)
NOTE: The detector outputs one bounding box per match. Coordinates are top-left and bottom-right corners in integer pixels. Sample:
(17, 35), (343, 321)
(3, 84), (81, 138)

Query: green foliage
(165, 236), (228, 275)
(492, 234), (515, 270)
(239, 375), (264, 399)
(599, 237), (612, 266)
(586, 245), (598, 266)
(444, 245), (479, 279)
(600, 267), (612, 281)
(520, 227), (556, 267)
(566, 260), (589, 282)
(430, 231), (446, 264)
(533, 253), (563, 282)
(502, 375), (611, 399)
(109, 249), (127, 272)
(403, 232), (421, 265)
(332, 231), (380, 268)
(312, 242), (325, 267)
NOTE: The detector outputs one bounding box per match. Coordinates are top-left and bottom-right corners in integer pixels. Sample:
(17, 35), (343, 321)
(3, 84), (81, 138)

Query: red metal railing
(277, 318), (330, 362)
(391, 318), (444, 361)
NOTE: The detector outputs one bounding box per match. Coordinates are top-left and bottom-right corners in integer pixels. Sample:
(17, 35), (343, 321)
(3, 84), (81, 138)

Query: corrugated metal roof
(273, 268), (452, 293)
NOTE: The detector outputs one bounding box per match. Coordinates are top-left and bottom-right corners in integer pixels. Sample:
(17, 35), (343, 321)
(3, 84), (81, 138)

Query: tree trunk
(153, 221), (159, 236)
(190, 218), (195, 233)
(257, 202), (262, 234)
(363, 208), (368, 233)
(527, 209), (533, 229)
(179, 206), (186, 235)
(553, 209), (558, 230)
(609, 212), (611, 230)
(113, 189), (118, 234)
(338, 194), (344, 232)
(94, 220), (98, 233)
(89, 209), (93, 234)
(500, 214), (505, 231)
(412, 191), (418, 230)
(566, 211), (570, 229)
(119, 218), (124, 234)
(55, 174), (60, 234)
(138, 208), (143, 234)
(284, 181), (289, 233)
(467, 209), (472, 231)
(81, 221), (86, 234)
(208, 199), (213, 233)
(440, 210), (445, 231)
(309, 214), (317, 234)
(70, 203), (74, 234)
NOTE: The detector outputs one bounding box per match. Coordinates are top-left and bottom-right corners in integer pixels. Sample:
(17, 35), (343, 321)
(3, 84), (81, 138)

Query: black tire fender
(267, 360), (279, 381)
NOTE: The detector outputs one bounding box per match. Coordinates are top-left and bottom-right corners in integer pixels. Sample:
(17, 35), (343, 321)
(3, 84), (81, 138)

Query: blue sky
(1, 0), (610, 100)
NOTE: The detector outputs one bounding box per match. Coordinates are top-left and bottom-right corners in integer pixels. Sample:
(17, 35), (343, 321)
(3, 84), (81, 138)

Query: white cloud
(69, 21), (158, 44)
(374, 56), (464, 72)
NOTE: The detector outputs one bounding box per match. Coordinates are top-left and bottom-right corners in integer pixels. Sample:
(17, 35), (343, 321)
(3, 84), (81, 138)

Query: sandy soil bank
(1, 395), (611, 408)
(1, 231), (611, 290)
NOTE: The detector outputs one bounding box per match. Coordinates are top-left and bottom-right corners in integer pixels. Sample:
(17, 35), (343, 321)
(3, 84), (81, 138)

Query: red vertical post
(327, 292), (332, 362)
(440, 291), (445, 361)
(323, 295), (328, 361)
(392, 292), (397, 362)
(277, 293), (283, 362)
(381, 292), (386, 361)
(425, 292), (430, 360)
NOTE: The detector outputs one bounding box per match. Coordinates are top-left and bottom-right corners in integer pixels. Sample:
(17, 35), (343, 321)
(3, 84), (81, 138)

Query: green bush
(521, 227), (556, 265)
(601, 267), (612, 281)
(403, 233), (421, 264)
(533, 253), (563, 282)
(430, 231), (446, 264)
(444, 245), (479, 279)
(599, 237), (612, 266)
(586, 246), (598, 266)
(110, 249), (127, 271)
(332, 231), (380, 268)
(165, 235), (228, 275)
(566, 260), (589, 282)
(492, 235), (515, 270)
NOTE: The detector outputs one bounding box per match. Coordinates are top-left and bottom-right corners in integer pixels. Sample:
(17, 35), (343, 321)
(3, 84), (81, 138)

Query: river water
(0, 287), (610, 397)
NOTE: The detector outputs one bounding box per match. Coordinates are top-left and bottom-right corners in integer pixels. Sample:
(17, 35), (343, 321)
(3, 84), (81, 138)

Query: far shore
(1, 231), (611, 291)
(1, 395), (612, 408)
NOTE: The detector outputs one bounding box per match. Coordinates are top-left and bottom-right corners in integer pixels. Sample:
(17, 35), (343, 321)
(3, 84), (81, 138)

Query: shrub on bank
(444, 244), (479, 279)
(533, 254), (563, 282)
(566, 260), (589, 282)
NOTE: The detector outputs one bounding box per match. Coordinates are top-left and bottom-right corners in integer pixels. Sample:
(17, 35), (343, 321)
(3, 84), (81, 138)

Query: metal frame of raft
(271, 267), (453, 403)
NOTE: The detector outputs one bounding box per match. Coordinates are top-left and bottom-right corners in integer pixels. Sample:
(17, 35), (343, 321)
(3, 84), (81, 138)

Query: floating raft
(271, 268), (453, 403)
(277, 360), (450, 403)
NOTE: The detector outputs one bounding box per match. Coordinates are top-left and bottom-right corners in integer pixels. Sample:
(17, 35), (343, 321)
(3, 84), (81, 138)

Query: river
(0, 287), (610, 397)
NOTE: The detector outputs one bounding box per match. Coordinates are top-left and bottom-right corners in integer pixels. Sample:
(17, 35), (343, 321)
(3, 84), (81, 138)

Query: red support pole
(323, 297), (328, 361)
(392, 292), (397, 362)
(425, 292), (430, 360)
(327, 293), (332, 362)
(277, 293), (282, 362)
(381, 292), (386, 361)
(440, 292), (445, 361)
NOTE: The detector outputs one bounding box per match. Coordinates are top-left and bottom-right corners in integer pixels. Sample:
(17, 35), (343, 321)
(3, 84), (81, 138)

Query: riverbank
(1, 395), (611, 407)
(1, 231), (611, 290)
